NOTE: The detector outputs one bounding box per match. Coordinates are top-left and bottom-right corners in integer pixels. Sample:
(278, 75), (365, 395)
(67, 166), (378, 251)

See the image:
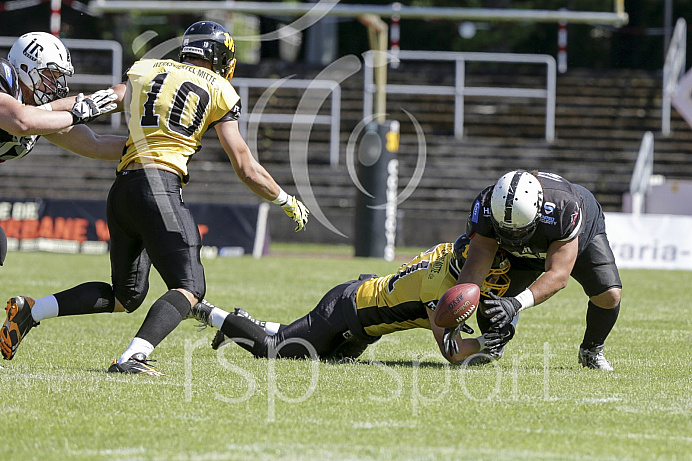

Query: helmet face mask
(453, 234), (511, 298)
(8, 32), (73, 105)
(489, 171), (543, 247)
(180, 21), (237, 80)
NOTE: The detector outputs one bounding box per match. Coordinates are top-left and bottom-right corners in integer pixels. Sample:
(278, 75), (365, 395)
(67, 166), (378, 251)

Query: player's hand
(484, 323), (515, 349)
(281, 195), (309, 231)
(442, 325), (462, 356)
(484, 292), (521, 328)
(70, 89), (117, 125)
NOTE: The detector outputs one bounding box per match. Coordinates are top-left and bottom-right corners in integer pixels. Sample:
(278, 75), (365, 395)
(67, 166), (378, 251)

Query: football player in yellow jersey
(189, 234), (515, 363)
(1, 22), (309, 375)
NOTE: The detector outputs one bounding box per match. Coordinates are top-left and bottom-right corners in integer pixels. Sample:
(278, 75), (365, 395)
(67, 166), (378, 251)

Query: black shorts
(107, 169), (205, 311)
(266, 281), (377, 360)
(570, 233), (622, 296)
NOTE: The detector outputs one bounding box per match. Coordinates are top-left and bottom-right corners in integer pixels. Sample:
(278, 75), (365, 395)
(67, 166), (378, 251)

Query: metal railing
(629, 131), (654, 215)
(232, 78), (342, 166)
(363, 50), (556, 141)
(662, 18), (686, 136)
(0, 37), (122, 128)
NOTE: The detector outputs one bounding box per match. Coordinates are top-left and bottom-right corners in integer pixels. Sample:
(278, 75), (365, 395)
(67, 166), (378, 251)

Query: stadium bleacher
(3, 60), (691, 246)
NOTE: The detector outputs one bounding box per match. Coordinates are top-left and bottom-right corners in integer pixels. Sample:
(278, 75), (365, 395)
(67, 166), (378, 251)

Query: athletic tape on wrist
(272, 188), (290, 206)
(515, 288), (535, 312)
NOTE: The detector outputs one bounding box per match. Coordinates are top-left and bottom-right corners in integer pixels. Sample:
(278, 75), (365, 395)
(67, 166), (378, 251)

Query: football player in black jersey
(457, 170), (622, 370)
(187, 236), (515, 364)
(0, 32), (122, 266)
(1, 23), (309, 375)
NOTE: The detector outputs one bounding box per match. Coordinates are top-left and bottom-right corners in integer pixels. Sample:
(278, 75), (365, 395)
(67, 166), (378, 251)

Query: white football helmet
(8, 32), (74, 105)
(490, 171), (544, 246)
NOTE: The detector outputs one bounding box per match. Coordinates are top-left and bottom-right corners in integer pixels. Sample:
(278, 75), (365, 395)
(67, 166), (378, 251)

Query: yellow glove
(280, 195), (309, 231)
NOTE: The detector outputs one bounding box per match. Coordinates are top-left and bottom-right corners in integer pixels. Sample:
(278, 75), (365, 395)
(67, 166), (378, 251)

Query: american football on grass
(434, 283), (481, 328)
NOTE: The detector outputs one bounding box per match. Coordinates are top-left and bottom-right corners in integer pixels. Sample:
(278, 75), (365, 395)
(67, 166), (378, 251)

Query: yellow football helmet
(453, 233), (511, 297)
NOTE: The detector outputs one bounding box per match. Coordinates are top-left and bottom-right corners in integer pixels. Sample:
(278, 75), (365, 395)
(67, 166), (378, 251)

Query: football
(434, 283), (481, 328)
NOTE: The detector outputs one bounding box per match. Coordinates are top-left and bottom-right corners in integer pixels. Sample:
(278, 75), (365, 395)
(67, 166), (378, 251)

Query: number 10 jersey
(119, 59), (242, 184)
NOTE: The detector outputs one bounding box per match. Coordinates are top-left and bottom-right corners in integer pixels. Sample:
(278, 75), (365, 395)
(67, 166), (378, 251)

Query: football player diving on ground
(188, 235), (515, 364)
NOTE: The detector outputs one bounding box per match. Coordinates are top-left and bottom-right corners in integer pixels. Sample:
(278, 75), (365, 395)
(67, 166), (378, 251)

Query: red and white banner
(605, 212), (692, 271)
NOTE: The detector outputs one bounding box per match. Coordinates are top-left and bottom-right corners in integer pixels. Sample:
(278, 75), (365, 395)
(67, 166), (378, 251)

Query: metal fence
(363, 50), (557, 141)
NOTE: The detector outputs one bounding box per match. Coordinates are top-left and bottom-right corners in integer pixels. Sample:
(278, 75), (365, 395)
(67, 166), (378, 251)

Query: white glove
(70, 89), (117, 125)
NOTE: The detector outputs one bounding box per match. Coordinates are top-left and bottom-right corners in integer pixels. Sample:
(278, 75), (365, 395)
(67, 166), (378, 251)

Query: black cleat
(211, 329), (228, 350)
(108, 353), (163, 376)
(188, 299), (214, 326)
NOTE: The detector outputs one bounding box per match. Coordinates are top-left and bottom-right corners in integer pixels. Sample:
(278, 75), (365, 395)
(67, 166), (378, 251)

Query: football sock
(264, 322), (283, 336)
(118, 337), (155, 364)
(209, 307), (229, 329)
(134, 290), (191, 348)
(581, 301), (620, 349)
(30, 295), (59, 322)
(220, 315), (267, 356)
(53, 282), (116, 316)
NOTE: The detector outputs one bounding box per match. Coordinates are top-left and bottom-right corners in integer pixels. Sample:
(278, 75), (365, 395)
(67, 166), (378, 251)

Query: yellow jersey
(119, 59), (242, 183)
(355, 243), (460, 336)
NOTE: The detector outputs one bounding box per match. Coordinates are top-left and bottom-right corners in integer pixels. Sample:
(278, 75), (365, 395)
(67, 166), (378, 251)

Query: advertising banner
(0, 198), (269, 258)
(605, 212), (692, 270)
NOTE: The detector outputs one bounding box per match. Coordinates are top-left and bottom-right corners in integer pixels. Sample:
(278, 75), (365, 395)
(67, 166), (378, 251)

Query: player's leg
(189, 299), (269, 355)
(113, 169), (204, 373)
(202, 282), (354, 359)
(571, 233), (622, 371)
(210, 307), (284, 350)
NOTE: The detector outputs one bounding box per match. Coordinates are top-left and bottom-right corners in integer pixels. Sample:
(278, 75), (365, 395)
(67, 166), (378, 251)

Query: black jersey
(0, 58), (39, 162)
(467, 172), (603, 264)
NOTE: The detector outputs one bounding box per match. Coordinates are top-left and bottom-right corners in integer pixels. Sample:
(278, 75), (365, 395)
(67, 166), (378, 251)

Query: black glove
(442, 325), (461, 356)
(460, 323), (474, 335)
(442, 323), (475, 356)
(484, 323), (515, 349)
(483, 292), (521, 329)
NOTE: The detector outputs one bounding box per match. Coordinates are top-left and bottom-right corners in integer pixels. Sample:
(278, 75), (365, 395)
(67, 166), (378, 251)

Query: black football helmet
(179, 21), (237, 80)
(453, 233), (511, 297)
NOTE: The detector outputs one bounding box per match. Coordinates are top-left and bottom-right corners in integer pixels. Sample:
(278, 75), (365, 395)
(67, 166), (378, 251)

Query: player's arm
(456, 233), (498, 287)
(215, 119), (281, 200)
(427, 307), (482, 363)
(529, 237), (578, 304)
(43, 125), (126, 161)
(484, 237), (579, 328)
(0, 92), (75, 136)
(46, 83), (128, 114)
(215, 119), (309, 231)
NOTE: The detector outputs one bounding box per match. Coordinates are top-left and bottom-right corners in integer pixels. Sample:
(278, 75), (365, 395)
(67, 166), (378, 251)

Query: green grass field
(1, 247), (691, 460)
